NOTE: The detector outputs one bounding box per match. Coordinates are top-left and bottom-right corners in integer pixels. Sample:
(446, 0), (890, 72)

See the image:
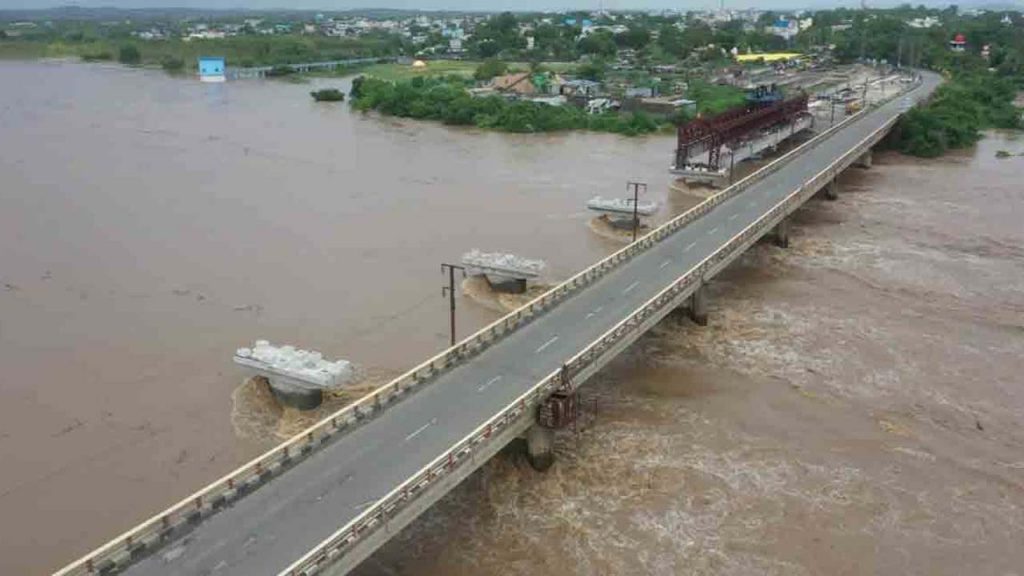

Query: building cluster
(122, 9), (825, 47)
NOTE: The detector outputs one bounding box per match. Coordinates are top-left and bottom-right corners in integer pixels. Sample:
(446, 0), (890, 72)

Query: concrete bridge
(53, 72), (941, 576)
(227, 57), (393, 80)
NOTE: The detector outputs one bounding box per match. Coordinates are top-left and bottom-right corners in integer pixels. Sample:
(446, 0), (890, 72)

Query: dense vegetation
(349, 75), (663, 135)
(0, 20), (406, 69)
(887, 73), (1022, 157)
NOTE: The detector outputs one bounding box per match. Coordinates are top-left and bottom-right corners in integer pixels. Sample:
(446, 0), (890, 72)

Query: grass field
(361, 60), (479, 81)
(360, 59), (578, 82)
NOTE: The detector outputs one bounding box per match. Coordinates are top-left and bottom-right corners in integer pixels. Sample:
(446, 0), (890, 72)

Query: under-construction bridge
(674, 85), (810, 173)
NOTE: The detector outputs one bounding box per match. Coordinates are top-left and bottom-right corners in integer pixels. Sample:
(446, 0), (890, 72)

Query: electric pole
(627, 181), (647, 242)
(441, 263), (466, 347)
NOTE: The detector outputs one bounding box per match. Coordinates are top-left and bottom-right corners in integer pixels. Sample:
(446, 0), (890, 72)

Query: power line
(440, 263), (466, 347)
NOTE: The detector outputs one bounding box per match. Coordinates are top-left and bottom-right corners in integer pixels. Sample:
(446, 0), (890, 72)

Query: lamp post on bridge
(627, 181), (647, 242)
(441, 263), (466, 347)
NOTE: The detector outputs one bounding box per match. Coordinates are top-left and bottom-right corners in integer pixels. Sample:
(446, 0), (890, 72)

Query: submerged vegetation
(310, 88), (345, 102)
(349, 75), (665, 136)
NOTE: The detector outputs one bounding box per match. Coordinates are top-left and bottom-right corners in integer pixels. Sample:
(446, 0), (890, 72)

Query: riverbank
(349, 75), (675, 136)
(0, 35), (400, 70)
(886, 73), (1022, 157)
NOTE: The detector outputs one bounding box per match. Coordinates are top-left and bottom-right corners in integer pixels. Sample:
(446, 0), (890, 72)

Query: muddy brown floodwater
(1, 60), (1022, 575)
(358, 136), (1024, 576)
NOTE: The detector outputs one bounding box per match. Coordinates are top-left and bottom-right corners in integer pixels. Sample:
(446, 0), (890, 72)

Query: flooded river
(2, 60), (1022, 574)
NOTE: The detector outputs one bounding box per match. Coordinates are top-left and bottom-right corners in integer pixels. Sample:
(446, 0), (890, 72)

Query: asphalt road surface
(119, 72), (941, 576)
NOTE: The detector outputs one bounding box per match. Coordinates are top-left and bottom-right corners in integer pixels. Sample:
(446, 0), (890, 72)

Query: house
(625, 86), (657, 99)
(561, 79), (603, 99)
(766, 18), (800, 41)
(489, 72), (565, 97)
(623, 96), (696, 117)
(950, 33), (967, 52)
(907, 16), (941, 29)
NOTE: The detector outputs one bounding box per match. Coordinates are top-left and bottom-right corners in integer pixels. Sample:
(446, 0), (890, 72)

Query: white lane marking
(594, 306), (603, 314)
(685, 242), (696, 252)
(535, 336), (559, 354)
(708, 227), (719, 236)
(623, 281), (640, 294)
(728, 213), (738, 221)
(404, 418), (437, 442)
(478, 375), (502, 392)
(748, 200), (757, 208)
(659, 259), (671, 269)
(585, 312), (595, 319)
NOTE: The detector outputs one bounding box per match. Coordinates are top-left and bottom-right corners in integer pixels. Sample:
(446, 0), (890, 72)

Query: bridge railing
(278, 77), (923, 576)
(53, 75), (919, 576)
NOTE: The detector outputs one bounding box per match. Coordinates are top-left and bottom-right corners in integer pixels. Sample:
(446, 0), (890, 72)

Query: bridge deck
(119, 75), (939, 576)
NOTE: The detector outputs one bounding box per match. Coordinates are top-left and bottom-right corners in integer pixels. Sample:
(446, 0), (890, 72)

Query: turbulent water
(359, 136), (1024, 576)
(1, 60), (1022, 575)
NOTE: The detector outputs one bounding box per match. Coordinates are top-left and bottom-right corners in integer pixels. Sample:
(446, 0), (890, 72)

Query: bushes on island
(349, 75), (664, 136)
(311, 88), (345, 102)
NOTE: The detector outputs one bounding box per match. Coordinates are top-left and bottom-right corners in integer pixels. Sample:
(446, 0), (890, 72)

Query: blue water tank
(198, 56), (225, 78)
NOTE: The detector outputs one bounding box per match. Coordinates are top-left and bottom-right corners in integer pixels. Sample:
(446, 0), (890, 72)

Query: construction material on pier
(462, 249), (546, 293)
(673, 85), (811, 187)
(234, 340), (353, 410)
(586, 196), (659, 216)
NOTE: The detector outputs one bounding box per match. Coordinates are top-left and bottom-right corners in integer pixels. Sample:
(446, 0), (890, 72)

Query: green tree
(575, 60), (608, 81)
(474, 59), (508, 81)
(161, 56), (185, 73)
(614, 27), (651, 50)
(118, 44), (141, 65)
(578, 30), (618, 57)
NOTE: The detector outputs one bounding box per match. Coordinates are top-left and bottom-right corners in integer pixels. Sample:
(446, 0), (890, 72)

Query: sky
(0, 0), (1003, 11)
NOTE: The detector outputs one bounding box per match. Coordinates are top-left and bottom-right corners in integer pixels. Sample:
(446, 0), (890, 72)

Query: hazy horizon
(1, 0), (1012, 13)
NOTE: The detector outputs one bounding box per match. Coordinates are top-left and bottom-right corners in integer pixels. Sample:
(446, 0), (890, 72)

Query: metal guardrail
(52, 75), (920, 576)
(227, 57), (391, 79)
(277, 78), (924, 576)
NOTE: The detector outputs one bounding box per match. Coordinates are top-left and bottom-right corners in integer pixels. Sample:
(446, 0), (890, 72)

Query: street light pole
(441, 263), (466, 347)
(627, 181), (648, 242)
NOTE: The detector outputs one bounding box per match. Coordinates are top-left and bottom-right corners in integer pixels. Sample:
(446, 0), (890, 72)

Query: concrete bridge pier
(772, 217), (791, 248)
(856, 149), (873, 169)
(825, 177), (839, 201)
(689, 284), (709, 326)
(525, 425), (555, 471)
(486, 275), (528, 294)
